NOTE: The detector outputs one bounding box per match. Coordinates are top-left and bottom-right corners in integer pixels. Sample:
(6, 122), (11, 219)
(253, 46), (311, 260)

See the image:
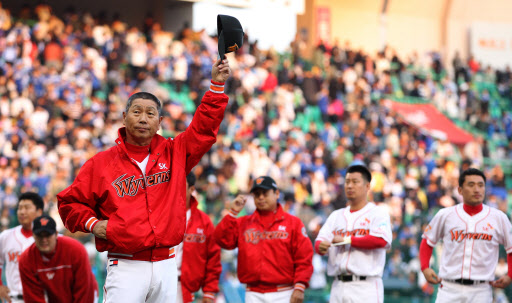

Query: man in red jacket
(176, 173), (221, 303)
(19, 215), (98, 303)
(57, 58), (231, 303)
(214, 176), (314, 303)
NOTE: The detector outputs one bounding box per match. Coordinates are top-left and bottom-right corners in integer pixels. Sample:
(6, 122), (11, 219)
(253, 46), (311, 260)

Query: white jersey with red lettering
(316, 202), (392, 277)
(0, 225), (35, 297)
(422, 203), (512, 281)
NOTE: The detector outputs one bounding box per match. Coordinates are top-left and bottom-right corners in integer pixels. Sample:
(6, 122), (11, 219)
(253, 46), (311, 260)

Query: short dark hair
(18, 192), (44, 210)
(186, 172), (196, 188)
(459, 168), (486, 187)
(125, 92), (162, 116)
(346, 165), (372, 183)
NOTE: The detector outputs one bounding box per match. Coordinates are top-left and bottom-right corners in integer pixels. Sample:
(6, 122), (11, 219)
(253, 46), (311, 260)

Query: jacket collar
(115, 127), (167, 156)
(254, 203), (285, 224)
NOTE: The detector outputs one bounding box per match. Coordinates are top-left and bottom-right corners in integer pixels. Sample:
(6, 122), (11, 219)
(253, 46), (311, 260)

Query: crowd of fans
(1, 2), (512, 301)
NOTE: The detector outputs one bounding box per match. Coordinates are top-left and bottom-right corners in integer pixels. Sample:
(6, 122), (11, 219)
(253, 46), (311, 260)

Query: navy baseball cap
(33, 215), (57, 235)
(250, 176), (278, 192)
(217, 14), (244, 59)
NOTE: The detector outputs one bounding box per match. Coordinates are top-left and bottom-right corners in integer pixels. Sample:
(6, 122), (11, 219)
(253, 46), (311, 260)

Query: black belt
(336, 275), (367, 282)
(11, 294), (23, 299)
(447, 279), (487, 285)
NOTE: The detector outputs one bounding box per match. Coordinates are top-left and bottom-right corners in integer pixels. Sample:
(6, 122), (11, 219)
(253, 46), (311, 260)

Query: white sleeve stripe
(85, 217), (98, 231)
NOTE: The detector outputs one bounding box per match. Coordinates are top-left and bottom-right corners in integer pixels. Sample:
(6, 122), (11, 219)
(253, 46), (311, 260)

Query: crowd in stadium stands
(0, 2), (512, 301)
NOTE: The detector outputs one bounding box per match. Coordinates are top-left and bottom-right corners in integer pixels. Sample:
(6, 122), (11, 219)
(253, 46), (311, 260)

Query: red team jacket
(214, 204), (313, 289)
(19, 236), (98, 303)
(181, 197), (222, 302)
(57, 90), (228, 255)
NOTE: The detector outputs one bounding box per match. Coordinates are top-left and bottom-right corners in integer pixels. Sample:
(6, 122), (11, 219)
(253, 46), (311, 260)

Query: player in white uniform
(420, 168), (512, 303)
(0, 192), (44, 303)
(315, 165), (392, 303)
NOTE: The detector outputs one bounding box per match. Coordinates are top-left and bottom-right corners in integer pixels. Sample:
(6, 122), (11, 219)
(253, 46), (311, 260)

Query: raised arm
(179, 59), (231, 173)
(213, 195), (245, 249)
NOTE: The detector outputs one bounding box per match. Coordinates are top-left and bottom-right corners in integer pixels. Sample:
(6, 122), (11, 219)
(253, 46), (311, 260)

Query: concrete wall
(447, 0), (512, 66)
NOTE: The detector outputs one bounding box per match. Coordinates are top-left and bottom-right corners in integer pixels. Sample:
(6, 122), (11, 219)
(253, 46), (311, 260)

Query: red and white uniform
(176, 197), (221, 303)
(422, 203), (512, 302)
(0, 226), (34, 301)
(57, 82), (228, 303)
(19, 236), (98, 303)
(214, 204), (313, 302)
(315, 202), (392, 303)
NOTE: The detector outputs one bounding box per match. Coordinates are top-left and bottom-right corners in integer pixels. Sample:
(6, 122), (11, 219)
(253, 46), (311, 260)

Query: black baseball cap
(217, 14), (244, 59)
(32, 215), (57, 235)
(250, 176), (278, 193)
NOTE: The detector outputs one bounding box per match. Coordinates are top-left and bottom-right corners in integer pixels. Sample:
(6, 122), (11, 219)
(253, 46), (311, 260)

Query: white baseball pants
(329, 278), (383, 303)
(103, 257), (177, 303)
(245, 289), (294, 303)
(435, 281), (492, 303)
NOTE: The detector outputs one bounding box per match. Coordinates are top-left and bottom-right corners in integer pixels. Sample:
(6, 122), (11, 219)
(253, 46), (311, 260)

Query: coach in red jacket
(214, 176), (313, 303)
(57, 59), (231, 303)
(19, 215), (98, 303)
(176, 173), (221, 303)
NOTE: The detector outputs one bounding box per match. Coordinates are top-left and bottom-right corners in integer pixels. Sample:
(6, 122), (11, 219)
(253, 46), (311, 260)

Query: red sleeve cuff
(294, 283), (306, 292)
(211, 80), (225, 86)
(228, 209), (239, 218)
(85, 217), (99, 232)
(314, 240), (326, 255)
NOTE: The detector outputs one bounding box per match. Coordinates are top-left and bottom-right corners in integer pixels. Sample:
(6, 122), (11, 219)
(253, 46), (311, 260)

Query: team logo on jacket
(450, 229), (493, 242)
(244, 228), (289, 244)
(46, 272), (55, 280)
(112, 170), (170, 197)
(332, 228), (370, 237)
(184, 233), (206, 243)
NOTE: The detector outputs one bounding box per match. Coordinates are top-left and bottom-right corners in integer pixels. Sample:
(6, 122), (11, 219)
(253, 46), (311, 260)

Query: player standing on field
(175, 173), (221, 303)
(57, 58), (231, 303)
(314, 165), (392, 303)
(420, 168), (512, 303)
(0, 192), (44, 303)
(19, 215), (98, 303)
(214, 176), (314, 303)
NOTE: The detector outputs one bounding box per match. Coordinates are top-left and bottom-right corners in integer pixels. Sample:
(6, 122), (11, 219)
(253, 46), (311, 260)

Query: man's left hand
(289, 289), (304, 303)
(491, 275), (512, 288)
(211, 58), (231, 83)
